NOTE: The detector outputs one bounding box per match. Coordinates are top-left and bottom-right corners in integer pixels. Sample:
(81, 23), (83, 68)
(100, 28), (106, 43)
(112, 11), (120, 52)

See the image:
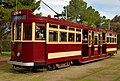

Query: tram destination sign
(12, 11), (26, 20)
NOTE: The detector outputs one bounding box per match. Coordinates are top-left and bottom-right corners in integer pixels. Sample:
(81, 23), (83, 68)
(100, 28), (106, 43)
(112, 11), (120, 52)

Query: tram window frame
(15, 23), (21, 40)
(89, 35), (92, 45)
(23, 23), (32, 40)
(60, 32), (67, 42)
(35, 25), (46, 40)
(49, 30), (58, 42)
(12, 24), (14, 40)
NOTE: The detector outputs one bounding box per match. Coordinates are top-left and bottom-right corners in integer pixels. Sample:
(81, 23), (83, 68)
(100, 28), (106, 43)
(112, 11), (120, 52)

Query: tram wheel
(47, 65), (53, 71)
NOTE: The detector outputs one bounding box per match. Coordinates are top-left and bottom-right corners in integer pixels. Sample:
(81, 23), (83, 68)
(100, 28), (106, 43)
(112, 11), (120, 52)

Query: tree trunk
(0, 39), (2, 55)
(0, 24), (3, 55)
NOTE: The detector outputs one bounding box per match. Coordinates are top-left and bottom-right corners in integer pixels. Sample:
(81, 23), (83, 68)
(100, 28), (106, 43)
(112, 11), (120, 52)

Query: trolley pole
(65, 0), (67, 20)
(16, 0), (17, 11)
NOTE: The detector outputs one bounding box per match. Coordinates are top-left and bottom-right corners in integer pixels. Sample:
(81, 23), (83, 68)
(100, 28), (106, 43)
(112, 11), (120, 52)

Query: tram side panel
(11, 42), (33, 62)
(33, 42), (46, 66)
(46, 44), (83, 64)
(10, 42), (47, 66)
(106, 44), (117, 55)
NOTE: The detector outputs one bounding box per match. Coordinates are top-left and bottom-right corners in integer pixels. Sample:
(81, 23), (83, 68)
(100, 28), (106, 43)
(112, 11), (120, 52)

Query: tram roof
(11, 9), (117, 34)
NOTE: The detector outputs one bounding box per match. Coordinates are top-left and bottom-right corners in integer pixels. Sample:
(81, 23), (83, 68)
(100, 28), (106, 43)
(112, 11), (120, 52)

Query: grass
(0, 64), (44, 81)
(1, 51), (11, 57)
(73, 55), (120, 81)
(0, 51), (120, 81)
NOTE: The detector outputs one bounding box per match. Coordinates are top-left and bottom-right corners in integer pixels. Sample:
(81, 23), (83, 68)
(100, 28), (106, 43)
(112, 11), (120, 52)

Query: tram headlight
(17, 52), (21, 57)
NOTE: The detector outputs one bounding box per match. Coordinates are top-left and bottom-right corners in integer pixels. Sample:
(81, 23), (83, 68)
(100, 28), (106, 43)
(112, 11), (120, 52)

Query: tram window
(111, 38), (114, 43)
(110, 37), (111, 43)
(113, 38), (115, 43)
(68, 33), (74, 42)
(49, 24), (58, 29)
(107, 37), (109, 43)
(15, 24), (21, 40)
(83, 30), (88, 40)
(115, 38), (117, 43)
(49, 31), (58, 42)
(76, 34), (81, 42)
(69, 28), (74, 31)
(35, 26), (46, 40)
(94, 36), (97, 45)
(23, 24), (32, 40)
(60, 32), (67, 42)
(60, 25), (67, 30)
(76, 29), (81, 32)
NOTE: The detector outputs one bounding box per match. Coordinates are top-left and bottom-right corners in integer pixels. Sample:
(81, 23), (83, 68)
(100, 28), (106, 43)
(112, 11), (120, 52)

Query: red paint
(106, 44), (117, 48)
(46, 44), (82, 53)
(33, 42), (46, 63)
(22, 42), (33, 62)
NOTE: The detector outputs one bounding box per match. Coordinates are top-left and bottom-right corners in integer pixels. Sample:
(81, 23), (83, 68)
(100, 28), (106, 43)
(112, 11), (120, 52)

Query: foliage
(1, 52), (11, 56)
(2, 34), (11, 52)
(0, 0), (41, 54)
(63, 0), (102, 27)
(64, 0), (87, 21)
(110, 15), (120, 48)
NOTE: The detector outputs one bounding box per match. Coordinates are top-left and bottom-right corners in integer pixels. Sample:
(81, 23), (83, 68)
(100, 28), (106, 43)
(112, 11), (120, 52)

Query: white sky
(35, 0), (70, 17)
(35, 0), (120, 19)
(84, 0), (120, 19)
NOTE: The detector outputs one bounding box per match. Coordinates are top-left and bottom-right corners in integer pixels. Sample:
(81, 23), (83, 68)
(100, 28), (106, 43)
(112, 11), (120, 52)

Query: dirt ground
(0, 51), (120, 81)
(0, 55), (9, 62)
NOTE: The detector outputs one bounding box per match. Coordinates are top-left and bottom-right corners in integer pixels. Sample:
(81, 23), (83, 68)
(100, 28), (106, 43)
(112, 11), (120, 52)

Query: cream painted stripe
(107, 48), (117, 52)
(48, 51), (81, 59)
(32, 22), (35, 41)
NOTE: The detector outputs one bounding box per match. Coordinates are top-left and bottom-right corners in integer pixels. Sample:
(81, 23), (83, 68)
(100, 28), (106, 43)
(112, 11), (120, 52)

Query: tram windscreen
(23, 23), (32, 40)
(15, 24), (21, 40)
(12, 15), (26, 20)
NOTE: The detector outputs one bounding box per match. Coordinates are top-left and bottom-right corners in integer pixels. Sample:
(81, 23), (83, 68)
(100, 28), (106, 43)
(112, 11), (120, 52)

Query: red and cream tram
(8, 10), (117, 70)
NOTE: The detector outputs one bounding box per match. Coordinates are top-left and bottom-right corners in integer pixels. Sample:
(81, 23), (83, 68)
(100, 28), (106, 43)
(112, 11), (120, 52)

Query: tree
(82, 6), (101, 26)
(100, 16), (110, 29)
(110, 15), (120, 32)
(110, 15), (120, 48)
(63, 0), (87, 22)
(0, 0), (41, 54)
(62, 0), (102, 27)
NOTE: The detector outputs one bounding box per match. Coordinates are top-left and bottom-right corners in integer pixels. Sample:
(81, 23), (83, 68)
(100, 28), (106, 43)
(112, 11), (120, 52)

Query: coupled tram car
(8, 10), (117, 70)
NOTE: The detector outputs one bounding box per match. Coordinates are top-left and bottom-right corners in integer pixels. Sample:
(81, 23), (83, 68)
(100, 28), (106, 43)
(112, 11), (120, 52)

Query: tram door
(102, 33), (106, 54)
(98, 33), (102, 55)
(82, 29), (89, 57)
(91, 31), (94, 56)
(94, 32), (98, 57)
(88, 31), (93, 56)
